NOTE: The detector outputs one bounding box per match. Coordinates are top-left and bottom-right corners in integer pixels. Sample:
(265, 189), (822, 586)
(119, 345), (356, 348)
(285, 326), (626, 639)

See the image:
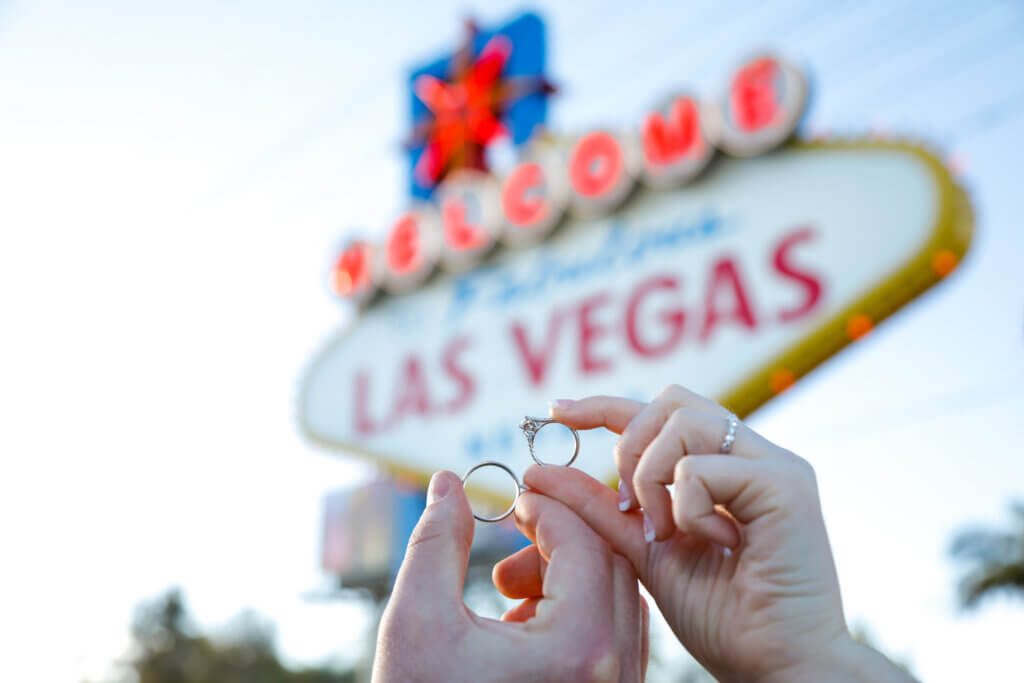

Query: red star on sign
(407, 20), (555, 190)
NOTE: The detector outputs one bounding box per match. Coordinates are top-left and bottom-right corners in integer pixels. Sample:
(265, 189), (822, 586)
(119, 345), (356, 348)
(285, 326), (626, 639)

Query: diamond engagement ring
(519, 416), (581, 467)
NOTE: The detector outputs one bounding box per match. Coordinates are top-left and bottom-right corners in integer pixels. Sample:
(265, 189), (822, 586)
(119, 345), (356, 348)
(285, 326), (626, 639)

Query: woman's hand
(373, 470), (648, 683)
(525, 385), (913, 682)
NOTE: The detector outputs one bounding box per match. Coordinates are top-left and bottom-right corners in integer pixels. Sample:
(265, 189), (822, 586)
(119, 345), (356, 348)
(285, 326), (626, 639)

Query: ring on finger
(720, 413), (738, 454)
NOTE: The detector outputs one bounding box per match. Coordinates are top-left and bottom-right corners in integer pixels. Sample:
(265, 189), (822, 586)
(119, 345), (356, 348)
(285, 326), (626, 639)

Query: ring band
(462, 461), (525, 522)
(720, 413), (738, 454)
(519, 416), (581, 467)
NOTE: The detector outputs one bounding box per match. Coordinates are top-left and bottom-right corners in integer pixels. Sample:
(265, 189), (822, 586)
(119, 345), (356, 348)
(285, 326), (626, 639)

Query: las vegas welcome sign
(299, 14), (973, 501)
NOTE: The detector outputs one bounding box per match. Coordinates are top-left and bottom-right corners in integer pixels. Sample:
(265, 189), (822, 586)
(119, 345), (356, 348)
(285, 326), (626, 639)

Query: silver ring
(462, 461), (525, 522)
(519, 416), (580, 467)
(720, 413), (738, 454)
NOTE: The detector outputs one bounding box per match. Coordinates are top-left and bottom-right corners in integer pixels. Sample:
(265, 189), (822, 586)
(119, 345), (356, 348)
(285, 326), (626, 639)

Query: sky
(0, 1), (1022, 681)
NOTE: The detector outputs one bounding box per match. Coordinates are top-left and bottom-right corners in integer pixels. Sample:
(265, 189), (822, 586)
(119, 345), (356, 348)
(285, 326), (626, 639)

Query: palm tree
(950, 500), (1024, 608)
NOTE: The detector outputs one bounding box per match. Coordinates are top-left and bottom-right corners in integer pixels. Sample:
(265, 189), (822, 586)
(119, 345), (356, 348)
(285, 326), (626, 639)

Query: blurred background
(1, 1), (1022, 681)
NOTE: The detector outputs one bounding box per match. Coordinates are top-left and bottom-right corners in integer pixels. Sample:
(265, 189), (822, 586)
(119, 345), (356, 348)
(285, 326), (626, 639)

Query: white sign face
(301, 141), (970, 499)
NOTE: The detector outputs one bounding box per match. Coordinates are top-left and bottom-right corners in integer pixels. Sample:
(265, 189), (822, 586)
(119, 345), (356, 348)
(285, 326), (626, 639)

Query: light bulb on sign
(379, 207), (442, 294)
(640, 94), (716, 189)
(499, 148), (569, 248)
(437, 170), (501, 272)
(708, 54), (809, 158)
(567, 130), (640, 218)
(330, 240), (377, 306)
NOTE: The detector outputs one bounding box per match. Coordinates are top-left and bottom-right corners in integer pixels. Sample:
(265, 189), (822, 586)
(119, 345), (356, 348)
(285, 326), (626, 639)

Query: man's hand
(372, 470), (648, 682)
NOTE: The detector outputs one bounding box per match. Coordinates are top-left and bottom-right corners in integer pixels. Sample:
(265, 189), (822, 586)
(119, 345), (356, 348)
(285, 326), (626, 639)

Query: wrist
(758, 633), (916, 683)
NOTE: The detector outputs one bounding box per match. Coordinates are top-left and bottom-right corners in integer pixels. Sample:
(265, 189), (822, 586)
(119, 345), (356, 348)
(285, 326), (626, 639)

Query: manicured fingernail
(427, 472), (452, 505)
(548, 399), (574, 414)
(617, 480), (631, 512)
(642, 512), (655, 543)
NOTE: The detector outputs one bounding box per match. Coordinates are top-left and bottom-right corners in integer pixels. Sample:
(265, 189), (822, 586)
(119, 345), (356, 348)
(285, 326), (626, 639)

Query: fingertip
(617, 479), (634, 512)
(491, 554), (509, 590)
(547, 395), (645, 432)
(501, 597), (540, 623)
(521, 462), (549, 489)
(492, 549), (542, 600)
(711, 514), (742, 549)
(548, 399), (575, 417)
(633, 477), (675, 542)
(422, 470), (474, 545)
(427, 470), (462, 505)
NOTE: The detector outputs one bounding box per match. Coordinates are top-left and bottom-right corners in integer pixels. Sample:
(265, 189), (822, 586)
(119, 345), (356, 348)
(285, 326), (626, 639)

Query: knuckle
(672, 501), (693, 533)
(617, 427), (645, 462)
(632, 456), (657, 484)
(657, 384), (684, 401)
(674, 456), (693, 481)
(667, 405), (692, 425)
(613, 436), (634, 465)
(514, 490), (543, 523)
(784, 452), (818, 486)
(406, 518), (446, 549)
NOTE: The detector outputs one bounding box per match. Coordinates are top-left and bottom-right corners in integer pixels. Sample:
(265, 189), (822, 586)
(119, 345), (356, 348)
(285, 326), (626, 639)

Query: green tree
(951, 500), (1024, 609)
(100, 589), (354, 683)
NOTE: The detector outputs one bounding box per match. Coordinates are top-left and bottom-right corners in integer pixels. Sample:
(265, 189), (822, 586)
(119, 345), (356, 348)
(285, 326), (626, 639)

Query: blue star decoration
(405, 13), (555, 199)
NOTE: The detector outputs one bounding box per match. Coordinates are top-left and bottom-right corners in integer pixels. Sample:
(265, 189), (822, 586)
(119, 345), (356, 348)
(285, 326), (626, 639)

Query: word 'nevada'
(332, 54), (808, 306)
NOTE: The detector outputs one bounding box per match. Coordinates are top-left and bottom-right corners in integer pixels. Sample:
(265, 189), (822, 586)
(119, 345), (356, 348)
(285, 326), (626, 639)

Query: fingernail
(642, 512), (655, 543)
(617, 480), (631, 512)
(548, 399), (574, 415)
(427, 472), (452, 505)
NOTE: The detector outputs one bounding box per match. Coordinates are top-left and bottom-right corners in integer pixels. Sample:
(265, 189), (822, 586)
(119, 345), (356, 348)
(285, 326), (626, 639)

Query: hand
(525, 385), (914, 682)
(373, 471), (648, 683)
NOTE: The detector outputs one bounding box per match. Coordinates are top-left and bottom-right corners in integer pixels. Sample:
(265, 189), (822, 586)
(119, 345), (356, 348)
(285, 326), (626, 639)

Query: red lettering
(353, 370), (380, 436)
(578, 293), (614, 374)
(642, 97), (702, 166)
(773, 226), (823, 322)
(701, 258), (757, 342)
(389, 356), (432, 422)
(502, 162), (549, 227)
(441, 336), (475, 413)
(386, 213), (421, 274)
(729, 57), (780, 132)
(510, 313), (563, 386)
(441, 196), (487, 251)
(625, 275), (686, 358)
(569, 132), (624, 198)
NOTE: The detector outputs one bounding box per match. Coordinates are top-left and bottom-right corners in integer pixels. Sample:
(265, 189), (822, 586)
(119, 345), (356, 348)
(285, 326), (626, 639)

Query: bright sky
(1, 1), (1022, 681)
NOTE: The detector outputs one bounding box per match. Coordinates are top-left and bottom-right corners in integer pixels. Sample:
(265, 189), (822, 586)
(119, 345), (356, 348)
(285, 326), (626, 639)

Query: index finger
(513, 491), (615, 625)
(549, 395), (646, 433)
(522, 464), (649, 576)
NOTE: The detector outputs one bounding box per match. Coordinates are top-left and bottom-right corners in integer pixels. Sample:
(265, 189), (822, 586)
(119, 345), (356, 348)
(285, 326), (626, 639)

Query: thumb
(391, 470), (474, 609)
